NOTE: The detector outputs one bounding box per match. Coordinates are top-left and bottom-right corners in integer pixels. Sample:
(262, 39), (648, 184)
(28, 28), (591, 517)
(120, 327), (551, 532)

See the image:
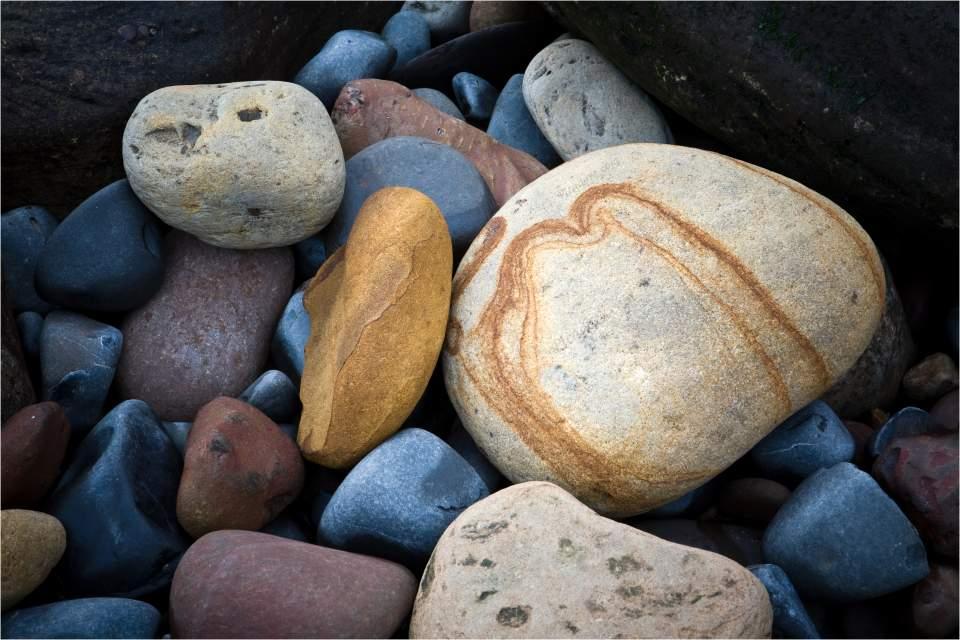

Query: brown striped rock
(331, 79), (547, 207)
(298, 187), (452, 468)
(444, 143), (884, 516)
(410, 482), (772, 638)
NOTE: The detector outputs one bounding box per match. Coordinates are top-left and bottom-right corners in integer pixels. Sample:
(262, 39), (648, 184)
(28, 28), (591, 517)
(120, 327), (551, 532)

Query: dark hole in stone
(129, 144), (141, 156)
(247, 208), (264, 217)
(181, 123), (201, 148)
(237, 108), (263, 122)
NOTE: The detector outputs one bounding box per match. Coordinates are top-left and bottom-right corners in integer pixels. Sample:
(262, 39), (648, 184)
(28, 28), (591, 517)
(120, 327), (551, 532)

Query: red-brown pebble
(1, 402), (70, 506)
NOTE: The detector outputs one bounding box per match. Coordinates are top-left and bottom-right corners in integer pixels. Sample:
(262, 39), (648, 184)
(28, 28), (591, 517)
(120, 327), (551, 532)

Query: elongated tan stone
(444, 143), (884, 516)
(410, 482), (773, 638)
(298, 187), (452, 468)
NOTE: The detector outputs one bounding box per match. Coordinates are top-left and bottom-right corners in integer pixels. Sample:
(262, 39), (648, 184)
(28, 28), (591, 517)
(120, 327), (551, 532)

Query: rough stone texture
(383, 11), (431, 69)
(170, 530), (417, 638)
(1, 402), (71, 507)
(0, 2), (399, 215)
(298, 188), (452, 468)
(123, 82), (344, 249)
(717, 478), (791, 526)
(541, 2), (959, 233)
(930, 389), (959, 430)
(913, 563), (959, 638)
(413, 87), (466, 120)
(750, 400), (854, 479)
(294, 30), (396, 110)
(117, 231), (293, 421)
(470, 1), (546, 31)
(523, 39), (673, 160)
(630, 519), (765, 567)
(333, 79), (547, 207)
(902, 352), (959, 404)
(873, 432), (959, 558)
(401, 1), (470, 42)
(1, 206), (58, 314)
(748, 564), (821, 639)
(487, 73), (561, 167)
(821, 260), (915, 417)
(410, 482), (772, 638)
(0, 510), (66, 611)
(1, 291), (35, 423)
(0, 598), (161, 640)
(444, 143), (884, 516)
(177, 397), (304, 539)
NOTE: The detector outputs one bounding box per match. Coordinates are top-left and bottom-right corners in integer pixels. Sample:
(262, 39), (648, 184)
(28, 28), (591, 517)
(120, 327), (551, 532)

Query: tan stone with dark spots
(410, 482), (772, 638)
(298, 187), (452, 468)
(444, 143), (884, 516)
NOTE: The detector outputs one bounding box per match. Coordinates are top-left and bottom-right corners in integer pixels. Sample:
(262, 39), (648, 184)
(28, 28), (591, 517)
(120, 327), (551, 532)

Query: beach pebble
(1, 510), (66, 611)
(238, 370), (300, 424)
(401, 1), (470, 42)
(750, 400), (855, 479)
(902, 352), (959, 404)
(487, 73), (560, 166)
(382, 11), (431, 69)
(868, 406), (943, 457)
(413, 88), (466, 120)
(0, 598), (161, 639)
(271, 288), (310, 383)
(452, 72), (498, 123)
(294, 30), (396, 109)
(749, 564), (821, 639)
(1, 206), (57, 314)
(1, 402), (70, 507)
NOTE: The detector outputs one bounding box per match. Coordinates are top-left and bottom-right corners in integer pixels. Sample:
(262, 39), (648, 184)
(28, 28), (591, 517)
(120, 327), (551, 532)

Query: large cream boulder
(444, 143), (884, 516)
(123, 81), (345, 248)
(410, 482), (772, 638)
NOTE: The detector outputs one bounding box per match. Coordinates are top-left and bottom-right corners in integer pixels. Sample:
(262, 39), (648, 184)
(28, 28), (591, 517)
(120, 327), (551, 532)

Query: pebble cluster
(1, 2), (957, 639)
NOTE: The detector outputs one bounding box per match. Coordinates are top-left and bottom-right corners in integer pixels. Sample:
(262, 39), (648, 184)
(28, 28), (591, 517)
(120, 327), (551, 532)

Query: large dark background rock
(1, 1), (399, 215)
(542, 2), (959, 236)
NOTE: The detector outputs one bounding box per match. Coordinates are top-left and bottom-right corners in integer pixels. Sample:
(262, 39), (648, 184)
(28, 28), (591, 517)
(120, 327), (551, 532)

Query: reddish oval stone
(170, 530), (416, 638)
(176, 397), (304, 538)
(1, 402), (70, 506)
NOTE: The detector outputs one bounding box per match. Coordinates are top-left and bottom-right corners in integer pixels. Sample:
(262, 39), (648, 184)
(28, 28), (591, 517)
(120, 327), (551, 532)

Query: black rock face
(0, 1), (400, 215)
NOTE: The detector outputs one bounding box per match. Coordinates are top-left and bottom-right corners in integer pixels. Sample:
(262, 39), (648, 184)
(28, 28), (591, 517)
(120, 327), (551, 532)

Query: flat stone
(410, 482), (773, 638)
(523, 39), (673, 160)
(319, 428), (489, 567)
(717, 478), (791, 526)
(931, 389), (958, 430)
(332, 79), (547, 207)
(750, 400), (855, 479)
(40, 311), (122, 435)
(0, 597), (161, 639)
(401, 1), (470, 42)
(412, 88), (465, 120)
(238, 370), (300, 424)
(470, 1), (545, 31)
(487, 73), (561, 167)
(298, 188), (452, 468)
(912, 563), (959, 638)
(177, 397), (304, 538)
(763, 462), (928, 601)
(294, 30), (396, 110)
(452, 72), (498, 123)
(902, 352), (959, 404)
(46, 400), (188, 598)
(34, 181), (163, 312)
(868, 407), (943, 458)
(117, 231), (293, 421)
(631, 519), (765, 566)
(748, 564), (821, 639)
(1, 294), (35, 424)
(124, 82), (345, 249)
(271, 289), (310, 383)
(1, 510), (66, 611)
(1, 206), (57, 314)
(323, 136), (495, 255)
(170, 530), (417, 638)
(382, 11), (431, 69)
(1, 402), (70, 507)
(444, 143), (885, 516)
(447, 419), (502, 492)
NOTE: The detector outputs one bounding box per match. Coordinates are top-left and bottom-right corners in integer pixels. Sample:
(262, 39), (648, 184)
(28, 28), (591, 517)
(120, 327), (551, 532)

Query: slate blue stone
(15, 311), (43, 376)
(162, 420), (191, 456)
(40, 311), (122, 435)
(868, 406), (942, 458)
(382, 10), (431, 69)
(271, 289), (310, 383)
(292, 234), (327, 283)
(0, 597), (161, 639)
(1, 205), (58, 314)
(319, 428), (489, 567)
(751, 400), (855, 479)
(487, 73), (561, 167)
(748, 563), (822, 639)
(45, 400), (189, 598)
(238, 369), (299, 423)
(644, 478), (718, 518)
(446, 419), (501, 492)
(762, 462), (928, 601)
(34, 180), (163, 313)
(293, 30), (397, 110)
(413, 87), (465, 120)
(324, 136), (495, 255)
(451, 71), (498, 123)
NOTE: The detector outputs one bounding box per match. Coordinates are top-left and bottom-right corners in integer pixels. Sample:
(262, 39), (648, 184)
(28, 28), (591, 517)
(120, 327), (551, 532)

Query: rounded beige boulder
(1, 510), (66, 611)
(410, 482), (772, 638)
(123, 81), (345, 249)
(444, 143), (884, 517)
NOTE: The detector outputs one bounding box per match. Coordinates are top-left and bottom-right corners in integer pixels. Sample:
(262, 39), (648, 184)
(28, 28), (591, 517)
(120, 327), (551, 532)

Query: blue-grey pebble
(238, 369), (300, 424)
(382, 10), (431, 69)
(413, 87), (465, 120)
(34, 180), (163, 313)
(487, 74), (561, 166)
(292, 234), (327, 282)
(762, 462), (928, 601)
(748, 563), (821, 639)
(319, 428), (489, 568)
(447, 419), (501, 492)
(271, 289), (310, 383)
(868, 406), (942, 457)
(452, 71), (498, 122)
(324, 136), (495, 255)
(1, 205), (58, 314)
(46, 400), (188, 598)
(293, 30), (397, 110)
(401, 1), (470, 43)
(162, 421), (191, 456)
(15, 311), (43, 376)
(40, 311), (122, 435)
(0, 597), (161, 639)
(751, 400), (855, 479)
